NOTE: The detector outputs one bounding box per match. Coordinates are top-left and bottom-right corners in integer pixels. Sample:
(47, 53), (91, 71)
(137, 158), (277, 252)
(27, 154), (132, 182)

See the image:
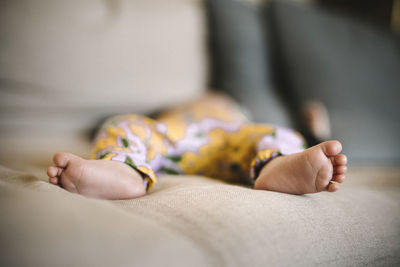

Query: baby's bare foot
(47, 153), (146, 199)
(254, 140), (347, 194)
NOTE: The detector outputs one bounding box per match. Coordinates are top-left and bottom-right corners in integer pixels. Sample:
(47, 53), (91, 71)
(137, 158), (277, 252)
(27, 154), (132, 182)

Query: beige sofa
(1, 1), (399, 266)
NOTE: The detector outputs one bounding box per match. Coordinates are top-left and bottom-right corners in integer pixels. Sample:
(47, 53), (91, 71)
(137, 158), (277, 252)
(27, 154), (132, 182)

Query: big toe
(53, 152), (80, 168)
(319, 140), (342, 156)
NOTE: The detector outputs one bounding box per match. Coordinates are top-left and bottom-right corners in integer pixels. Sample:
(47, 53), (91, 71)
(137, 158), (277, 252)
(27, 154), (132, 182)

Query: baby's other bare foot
(303, 101), (331, 140)
(47, 153), (146, 199)
(254, 140), (347, 194)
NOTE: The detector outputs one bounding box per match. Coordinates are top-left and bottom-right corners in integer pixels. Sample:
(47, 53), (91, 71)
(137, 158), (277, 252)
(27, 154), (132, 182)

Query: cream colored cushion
(1, 166), (400, 266)
(0, 0), (207, 136)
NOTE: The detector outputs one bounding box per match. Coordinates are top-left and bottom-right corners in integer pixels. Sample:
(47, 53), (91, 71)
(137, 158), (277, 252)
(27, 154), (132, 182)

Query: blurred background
(208, 0), (400, 164)
(0, 0), (399, 176)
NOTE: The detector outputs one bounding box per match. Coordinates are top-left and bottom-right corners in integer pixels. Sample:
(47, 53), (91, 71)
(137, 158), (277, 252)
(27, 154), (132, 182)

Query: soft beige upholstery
(1, 166), (400, 266)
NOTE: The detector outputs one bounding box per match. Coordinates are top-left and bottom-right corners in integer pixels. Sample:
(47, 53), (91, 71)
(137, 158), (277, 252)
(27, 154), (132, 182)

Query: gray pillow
(206, 0), (291, 127)
(266, 0), (400, 163)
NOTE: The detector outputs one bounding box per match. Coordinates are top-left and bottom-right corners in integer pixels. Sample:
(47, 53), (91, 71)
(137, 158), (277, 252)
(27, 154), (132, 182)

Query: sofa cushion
(0, 0), (207, 137)
(1, 165), (400, 266)
(266, 1), (400, 163)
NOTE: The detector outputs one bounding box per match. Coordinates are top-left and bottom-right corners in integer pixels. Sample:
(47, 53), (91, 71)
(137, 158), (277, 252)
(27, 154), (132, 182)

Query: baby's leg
(156, 92), (249, 137)
(151, 92), (252, 181)
(47, 115), (167, 199)
(251, 126), (347, 194)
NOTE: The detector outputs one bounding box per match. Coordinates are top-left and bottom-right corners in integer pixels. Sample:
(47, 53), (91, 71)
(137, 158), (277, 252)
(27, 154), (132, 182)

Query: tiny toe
(335, 165), (347, 175)
(332, 174), (345, 183)
(47, 166), (56, 177)
(49, 177), (59, 185)
(47, 166), (63, 177)
(333, 154), (347, 166)
(328, 182), (339, 192)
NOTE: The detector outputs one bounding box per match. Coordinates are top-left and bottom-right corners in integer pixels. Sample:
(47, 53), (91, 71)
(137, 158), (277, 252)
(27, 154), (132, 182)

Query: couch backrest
(0, 0), (207, 137)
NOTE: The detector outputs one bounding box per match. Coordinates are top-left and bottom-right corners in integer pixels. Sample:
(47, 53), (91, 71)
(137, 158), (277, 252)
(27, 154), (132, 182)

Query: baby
(47, 94), (347, 199)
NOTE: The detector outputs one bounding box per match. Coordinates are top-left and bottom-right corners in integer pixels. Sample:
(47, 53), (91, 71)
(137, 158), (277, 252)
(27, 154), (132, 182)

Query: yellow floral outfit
(92, 95), (306, 190)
